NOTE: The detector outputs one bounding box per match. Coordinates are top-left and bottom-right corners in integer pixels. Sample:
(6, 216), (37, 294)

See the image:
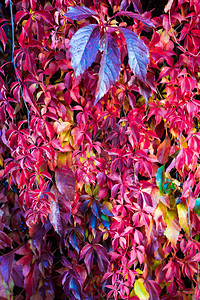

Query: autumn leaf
(177, 203), (190, 235)
(134, 279), (149, 300)
(95, 33), (121, 104)
(69, 24), (100, 77)
(155, 165), (165, 194)
(65, 5), (98, 21)
(55, 167), (76, 201)
(157, 135), (171, 164)
(164, 210), (180, 246)
(120, 28), (149, 82)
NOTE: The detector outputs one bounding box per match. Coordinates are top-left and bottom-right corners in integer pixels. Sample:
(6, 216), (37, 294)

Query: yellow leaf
(134, 279), (149, 300)
(177, 203), (190, 235)
(164, 210), (180, 246)
(180, 135), (187, 148)
(57, 152), (72, 169)
(136, 269), (143, 275)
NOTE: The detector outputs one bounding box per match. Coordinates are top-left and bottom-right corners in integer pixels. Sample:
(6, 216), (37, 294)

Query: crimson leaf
(120, 28), (149, 82)
(70, 24), (100, 77)
(95, 33), (121, 104)
(65, 5), (98, 21)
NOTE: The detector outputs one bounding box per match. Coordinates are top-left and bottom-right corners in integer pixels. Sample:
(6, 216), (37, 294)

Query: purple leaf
(69, 231), (80, 253)
(113, 11), (154, 27)
(84, 248), (94, 274)
(91, 200), (101, 220)
(69, 277), (81, 300)
(0, 252), (14, 284)
(49, 187), (63, 236)
(120, 0), (129, 11)
(80, 243), (94, 273)
(65, 5), (98, 21)
(0, 231), (12, 249)
(95, 33), (121, 104)
(12, 262), (24, 288)
(132, 0), (143, 14)
(90, 214), (96, 231)
(95, 244), (109, 272)
(121, 28), (149, 82)
(55, 167), (76, 201)
(70, 24), (100, 77)
(101, 205), (113, 217)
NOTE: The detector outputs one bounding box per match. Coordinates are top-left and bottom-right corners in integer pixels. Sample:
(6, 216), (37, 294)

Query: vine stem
(9, 0), (30, 132)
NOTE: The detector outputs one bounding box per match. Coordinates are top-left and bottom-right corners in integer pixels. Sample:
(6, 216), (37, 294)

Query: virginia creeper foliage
(0, 0), (200, 299)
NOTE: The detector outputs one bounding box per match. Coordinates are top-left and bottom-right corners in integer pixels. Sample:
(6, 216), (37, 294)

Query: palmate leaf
(120, 28), (149, 82)
(95, 33), (121, 104)
(69, 24), (100, 77)
(65, 5), (98, 21)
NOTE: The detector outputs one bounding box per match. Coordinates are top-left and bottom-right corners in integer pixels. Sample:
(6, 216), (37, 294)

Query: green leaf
(194, 198), (200, 215)
(85, 183), (92, 196)
(134, 280), (149, 300)
(155, 165), (165, 194)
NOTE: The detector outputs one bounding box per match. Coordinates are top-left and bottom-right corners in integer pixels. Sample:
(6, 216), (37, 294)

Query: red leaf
(15, 11), (29, 24)
(36, 11), (54, 24)
(23, 86), (40, 114)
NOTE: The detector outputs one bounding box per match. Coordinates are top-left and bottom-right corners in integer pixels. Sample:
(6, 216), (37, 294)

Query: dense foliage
(0, 0), (200, 299)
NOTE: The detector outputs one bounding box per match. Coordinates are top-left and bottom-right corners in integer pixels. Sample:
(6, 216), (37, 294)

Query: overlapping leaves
(67, 5), (150, 104)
